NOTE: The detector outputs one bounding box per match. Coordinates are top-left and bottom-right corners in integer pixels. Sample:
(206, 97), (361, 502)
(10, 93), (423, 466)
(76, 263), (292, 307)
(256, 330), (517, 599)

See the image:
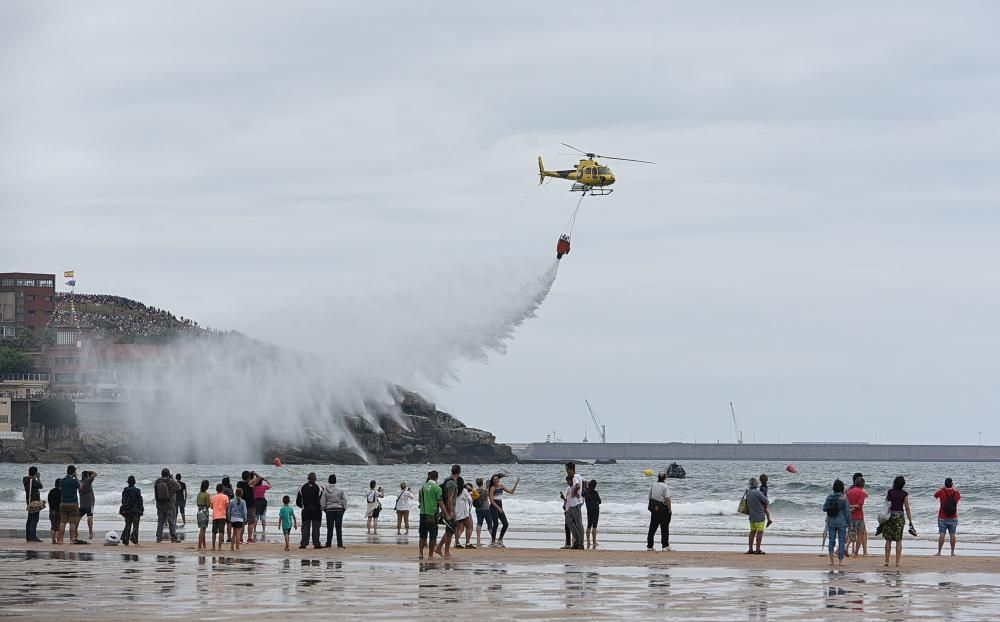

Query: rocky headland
(2, 294), (516, 465)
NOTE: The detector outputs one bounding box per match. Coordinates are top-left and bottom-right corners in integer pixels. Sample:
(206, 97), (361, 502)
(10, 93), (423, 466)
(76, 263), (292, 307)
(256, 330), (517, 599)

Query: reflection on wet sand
(1, 550), (998, 620)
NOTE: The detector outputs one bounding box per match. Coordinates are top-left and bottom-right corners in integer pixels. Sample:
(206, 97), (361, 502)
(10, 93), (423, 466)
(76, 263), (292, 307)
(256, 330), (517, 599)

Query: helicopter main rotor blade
(560, 142), (589, 155)
(597, 155), (656, 164)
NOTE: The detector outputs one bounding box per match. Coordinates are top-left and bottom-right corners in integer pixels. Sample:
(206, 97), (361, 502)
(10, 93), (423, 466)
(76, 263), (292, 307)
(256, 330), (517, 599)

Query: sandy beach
(2, 538), (999, 621)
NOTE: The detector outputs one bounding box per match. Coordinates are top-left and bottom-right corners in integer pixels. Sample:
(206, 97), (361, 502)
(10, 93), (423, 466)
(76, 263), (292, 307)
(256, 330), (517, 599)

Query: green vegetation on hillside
(0, 347), (34, 375)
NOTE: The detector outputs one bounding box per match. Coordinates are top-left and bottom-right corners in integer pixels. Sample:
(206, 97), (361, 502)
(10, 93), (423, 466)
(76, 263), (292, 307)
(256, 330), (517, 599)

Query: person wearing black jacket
(296, 472), (324, 549)
(120, 475), (145, 545)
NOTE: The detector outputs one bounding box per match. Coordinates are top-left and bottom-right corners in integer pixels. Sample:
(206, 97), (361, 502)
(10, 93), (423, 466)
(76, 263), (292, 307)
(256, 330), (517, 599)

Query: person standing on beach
(195, 480), (211, 551)
(221, 476), (235, 543)
(934, 478), (961, 556)
(418, 471), (447, 560)
(279, 495), (297, 552)
(120, 475), (144, 546)
(321, 474), (347, 548)
(882, 476), (914, 567)
(254, 476), (271, 536)
(58, 465), (82, 545)
(228, 488), (248, 551)
(174, 473), (187, 528)
(237, 471), (261, 543)
(823, 479), (851, 566)
(584, 480), (602, 549)
(647, 472), (672, 552)
(454, 482), (475, 549)
(366, 480), (385, 534)
(23, 466), (44, 543)
(560, 475), (573, 548)
(487, 473), (518, 547)
(473, 477), (492, 547)
(745, 477), (772, 555)
(296, 472), (324, 549)
(47, 479), (62, 544)
(436, 465), (462, 557)
(846, 476), (868, 557)
(564, 462), (586, 550)
(395, 482), (413, 535)
(154, 467), (181, 543)
(78, 470), (97, 542)
(210, 484), (229, 551)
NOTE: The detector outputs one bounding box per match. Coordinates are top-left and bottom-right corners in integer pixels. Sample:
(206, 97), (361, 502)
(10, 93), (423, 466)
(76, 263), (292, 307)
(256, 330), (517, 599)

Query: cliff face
(264, 391), (516, 465)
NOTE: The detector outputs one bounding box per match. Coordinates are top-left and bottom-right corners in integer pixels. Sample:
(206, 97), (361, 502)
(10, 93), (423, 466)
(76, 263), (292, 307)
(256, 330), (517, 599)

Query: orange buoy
(273, 457), (283, 467)
(786, 464), (797, 473)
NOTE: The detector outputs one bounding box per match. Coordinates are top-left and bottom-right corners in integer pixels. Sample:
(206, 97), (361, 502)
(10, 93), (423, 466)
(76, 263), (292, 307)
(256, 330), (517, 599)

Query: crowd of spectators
(52, 293), (205, 339)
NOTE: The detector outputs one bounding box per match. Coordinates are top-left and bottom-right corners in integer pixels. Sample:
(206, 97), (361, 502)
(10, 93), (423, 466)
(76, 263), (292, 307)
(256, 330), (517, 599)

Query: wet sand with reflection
(1, 539), (998, 620)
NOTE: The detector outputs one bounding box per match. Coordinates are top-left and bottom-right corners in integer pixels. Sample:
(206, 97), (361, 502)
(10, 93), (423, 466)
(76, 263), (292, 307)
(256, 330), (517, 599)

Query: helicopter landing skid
(571, 184), (613, 196)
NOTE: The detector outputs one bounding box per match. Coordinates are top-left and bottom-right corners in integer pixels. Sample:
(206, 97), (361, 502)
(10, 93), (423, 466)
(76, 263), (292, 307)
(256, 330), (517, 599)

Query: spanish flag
(64, 270), (74, 278)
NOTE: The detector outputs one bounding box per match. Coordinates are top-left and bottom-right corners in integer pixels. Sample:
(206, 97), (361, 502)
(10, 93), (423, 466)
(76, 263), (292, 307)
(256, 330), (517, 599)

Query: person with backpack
(934, 478), (961, 556)
(366, 480), (385, 534)
(435, 465), (463, 558)
(823, 479), (851, 566)
(119, 475), (144, 546)
(472, 477), (492, 547)
(154, 467), (182, 543)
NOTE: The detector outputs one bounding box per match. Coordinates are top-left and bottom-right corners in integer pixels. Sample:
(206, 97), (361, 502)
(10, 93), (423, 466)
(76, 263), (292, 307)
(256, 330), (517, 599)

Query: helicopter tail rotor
(538, 156), (546, 185)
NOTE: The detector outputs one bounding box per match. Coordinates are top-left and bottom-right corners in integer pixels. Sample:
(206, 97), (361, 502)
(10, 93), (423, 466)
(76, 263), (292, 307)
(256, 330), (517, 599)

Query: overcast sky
(3, 2), (999, 445)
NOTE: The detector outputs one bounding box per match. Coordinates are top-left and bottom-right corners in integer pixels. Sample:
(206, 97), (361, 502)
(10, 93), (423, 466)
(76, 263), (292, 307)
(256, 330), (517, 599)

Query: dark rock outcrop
(264, 391), (516, 465)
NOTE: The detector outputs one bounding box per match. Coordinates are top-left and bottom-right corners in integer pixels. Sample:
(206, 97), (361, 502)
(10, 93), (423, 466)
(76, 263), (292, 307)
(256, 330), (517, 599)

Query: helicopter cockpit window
(597, 166), (611, 175)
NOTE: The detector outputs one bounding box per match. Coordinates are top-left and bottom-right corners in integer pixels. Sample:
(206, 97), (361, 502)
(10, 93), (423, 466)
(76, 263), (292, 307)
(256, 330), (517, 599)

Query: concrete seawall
(518, 442), (1000, 462)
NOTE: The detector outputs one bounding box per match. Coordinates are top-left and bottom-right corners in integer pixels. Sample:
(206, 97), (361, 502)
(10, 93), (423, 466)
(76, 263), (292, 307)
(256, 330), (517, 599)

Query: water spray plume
(123, 258), (560, 462)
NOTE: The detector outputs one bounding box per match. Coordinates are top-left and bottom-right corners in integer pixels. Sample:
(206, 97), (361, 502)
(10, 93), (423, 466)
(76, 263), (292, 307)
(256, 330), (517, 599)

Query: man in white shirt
(564, 462), (585, 550)
(647, 472), (673, 551)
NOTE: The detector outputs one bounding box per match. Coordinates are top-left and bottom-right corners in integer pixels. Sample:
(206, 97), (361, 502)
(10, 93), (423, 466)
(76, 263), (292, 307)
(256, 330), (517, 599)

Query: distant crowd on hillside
(52, 293), (205, 339)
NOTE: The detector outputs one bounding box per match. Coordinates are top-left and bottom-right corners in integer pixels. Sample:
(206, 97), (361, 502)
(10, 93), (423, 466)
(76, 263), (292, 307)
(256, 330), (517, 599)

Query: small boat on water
(595, 459), (617, 465)
(665, 462), (686, 478)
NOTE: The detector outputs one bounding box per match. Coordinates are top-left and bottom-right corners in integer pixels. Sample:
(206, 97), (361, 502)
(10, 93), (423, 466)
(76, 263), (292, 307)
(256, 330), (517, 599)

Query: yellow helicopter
(538, 143), (654, 196)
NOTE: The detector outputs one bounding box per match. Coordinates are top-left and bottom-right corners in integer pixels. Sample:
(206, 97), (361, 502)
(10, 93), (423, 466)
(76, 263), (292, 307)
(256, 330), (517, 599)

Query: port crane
(583, 399), (607, 444)
(730, 401), (744, 445)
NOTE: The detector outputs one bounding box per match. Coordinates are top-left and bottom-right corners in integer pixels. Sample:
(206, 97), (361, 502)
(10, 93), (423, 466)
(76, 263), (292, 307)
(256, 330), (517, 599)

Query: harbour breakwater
(517, 442), (1000, 463)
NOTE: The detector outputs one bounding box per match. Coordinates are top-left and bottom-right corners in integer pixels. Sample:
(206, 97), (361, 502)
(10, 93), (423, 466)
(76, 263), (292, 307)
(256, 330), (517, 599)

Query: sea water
(2, 460), (997, 545)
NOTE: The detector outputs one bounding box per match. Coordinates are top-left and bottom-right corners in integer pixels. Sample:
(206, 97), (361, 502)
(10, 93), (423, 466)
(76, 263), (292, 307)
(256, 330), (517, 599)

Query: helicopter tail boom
(538, 156), (576, 183)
